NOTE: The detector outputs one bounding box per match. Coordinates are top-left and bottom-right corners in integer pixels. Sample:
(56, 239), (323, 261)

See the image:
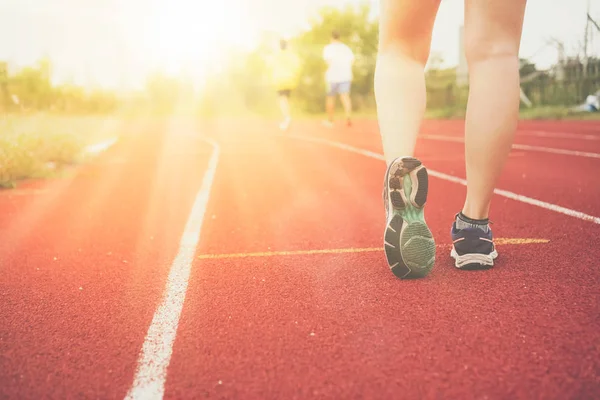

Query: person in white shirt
(322, 31), (355, 127)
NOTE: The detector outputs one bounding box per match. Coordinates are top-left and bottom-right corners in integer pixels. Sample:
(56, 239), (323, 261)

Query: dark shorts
(277, 89), (291, 97)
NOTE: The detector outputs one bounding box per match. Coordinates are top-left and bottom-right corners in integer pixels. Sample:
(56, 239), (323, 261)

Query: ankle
(457, 211), (488, 225)
(461, 204), (490, 220)
(455, 212), (490, 233)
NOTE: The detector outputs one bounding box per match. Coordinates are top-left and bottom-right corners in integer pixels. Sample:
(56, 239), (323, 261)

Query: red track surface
(1, 118), (599, 399)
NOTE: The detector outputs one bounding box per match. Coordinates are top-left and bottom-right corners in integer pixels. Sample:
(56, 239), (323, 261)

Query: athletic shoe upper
(450, 222), (495, 256)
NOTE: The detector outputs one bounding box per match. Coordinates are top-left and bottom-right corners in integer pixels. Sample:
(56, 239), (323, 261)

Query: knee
(464, 35), (520, 66)
(378, 20), (433, 65)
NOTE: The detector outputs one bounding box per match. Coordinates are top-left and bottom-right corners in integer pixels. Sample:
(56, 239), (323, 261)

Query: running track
(1, 118), (599, 399)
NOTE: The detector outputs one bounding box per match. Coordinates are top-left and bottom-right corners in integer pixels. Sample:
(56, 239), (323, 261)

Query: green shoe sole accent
(400, 222), (436, 278)
(384, 157), (435, 279)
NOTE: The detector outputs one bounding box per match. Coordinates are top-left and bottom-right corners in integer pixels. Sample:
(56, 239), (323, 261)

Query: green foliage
(0, 58), (119, 114)
(197, 3), (379, 116)
(197, 50), (271, 118)
(2, 2), (591, 118)
(519, 59), (538, 78)
(294, 3), (378, 112)
(8, 59), (53, 110)
(0, 116), (117, 187)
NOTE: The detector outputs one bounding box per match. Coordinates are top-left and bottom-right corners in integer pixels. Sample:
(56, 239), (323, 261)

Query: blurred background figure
(322, 30), (355, 128)
(270, 39), (302, 131)
(573, 89), (600, 112)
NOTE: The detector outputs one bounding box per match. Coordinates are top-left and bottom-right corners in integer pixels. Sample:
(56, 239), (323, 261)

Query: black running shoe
(450, 220), (498, 269)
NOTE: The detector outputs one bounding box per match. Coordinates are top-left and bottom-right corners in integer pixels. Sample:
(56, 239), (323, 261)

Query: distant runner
(271, 39), (302, 131)
(322, 30), (355, 127)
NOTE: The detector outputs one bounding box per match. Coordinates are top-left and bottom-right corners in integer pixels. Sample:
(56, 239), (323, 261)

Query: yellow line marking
(197, 238), (549, 260)
(494, 238), (549, 245)
(197, 247), (382, 260)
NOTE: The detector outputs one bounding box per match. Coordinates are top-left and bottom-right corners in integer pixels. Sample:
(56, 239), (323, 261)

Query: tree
(195, 3), (380, 116)
(293, 3), (379, 112)
(519, 58), (538, 77)
(9, 58), (54, 110)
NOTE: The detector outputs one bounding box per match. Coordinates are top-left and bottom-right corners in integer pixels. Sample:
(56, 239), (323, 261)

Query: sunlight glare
(145, 0), (254, 79)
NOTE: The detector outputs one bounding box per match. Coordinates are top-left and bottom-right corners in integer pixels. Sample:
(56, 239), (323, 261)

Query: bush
(0, 115), (117, 188)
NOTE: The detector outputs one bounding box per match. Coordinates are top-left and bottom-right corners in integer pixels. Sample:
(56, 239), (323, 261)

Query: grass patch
(204, 105), (600, 122)
(0, 114), (121, 188)
(423, 106), (600, 120)
(518, 106), (600, 120)
(287, 105), (600, 121)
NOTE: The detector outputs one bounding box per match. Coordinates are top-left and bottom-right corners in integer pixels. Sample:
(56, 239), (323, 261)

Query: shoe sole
(383, 157), (436, 279)
(450, 248), (498, 270)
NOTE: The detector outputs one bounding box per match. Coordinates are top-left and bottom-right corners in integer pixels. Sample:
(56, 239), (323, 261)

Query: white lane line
(512, 143), (600, 159)
(85, 137), (118, 155)
(288, 134), (600, 225)
(420, 134), (600, 159)
(124, 138), (220, 400)
(520, 130), (600, 141)
(427, 170), (600, 224)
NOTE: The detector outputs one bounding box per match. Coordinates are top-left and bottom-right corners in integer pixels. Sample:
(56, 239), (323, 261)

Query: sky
(0, 0), (597, 90)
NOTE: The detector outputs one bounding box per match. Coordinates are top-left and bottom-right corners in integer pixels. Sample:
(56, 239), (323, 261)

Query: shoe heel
(385, 217), (435, 279)
(411, 167), (428, 208)
(400, 222), (436, 278)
